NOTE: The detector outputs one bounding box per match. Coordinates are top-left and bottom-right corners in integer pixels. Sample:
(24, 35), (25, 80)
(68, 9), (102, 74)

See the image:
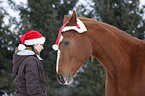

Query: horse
(53, 10), (145, 96)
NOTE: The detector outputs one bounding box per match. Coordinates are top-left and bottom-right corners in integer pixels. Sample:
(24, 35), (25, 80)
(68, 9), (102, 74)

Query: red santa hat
(52, 18), (87, 50)
(18, 30), (45, 50)
(52, 21), (69, 50)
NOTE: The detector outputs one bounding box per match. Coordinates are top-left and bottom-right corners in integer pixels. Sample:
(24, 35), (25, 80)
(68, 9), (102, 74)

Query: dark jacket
(13, 54), (47, 96)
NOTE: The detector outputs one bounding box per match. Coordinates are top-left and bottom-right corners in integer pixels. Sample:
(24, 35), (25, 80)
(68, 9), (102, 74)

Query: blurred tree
(74, 0), (95, 18)
(2, 0), (144, 95)
(0, 1), (16, 95)
(93, 0), (145, 39)
(72, 59), (106, 96)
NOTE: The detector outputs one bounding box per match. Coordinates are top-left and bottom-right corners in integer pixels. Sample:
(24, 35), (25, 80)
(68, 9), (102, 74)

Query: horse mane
(78, 17), (145, 46)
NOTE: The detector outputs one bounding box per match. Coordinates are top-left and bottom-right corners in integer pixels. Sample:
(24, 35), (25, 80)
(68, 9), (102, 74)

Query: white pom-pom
(52, 44), (58, 50)
(18, 44), (26, 50)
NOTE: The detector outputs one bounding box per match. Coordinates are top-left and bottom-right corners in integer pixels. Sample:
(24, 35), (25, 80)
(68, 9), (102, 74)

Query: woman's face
(34, 44), (44, 53)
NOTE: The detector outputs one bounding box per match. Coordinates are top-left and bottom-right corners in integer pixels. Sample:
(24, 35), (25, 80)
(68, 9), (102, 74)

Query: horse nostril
(57, 74), (65, 84)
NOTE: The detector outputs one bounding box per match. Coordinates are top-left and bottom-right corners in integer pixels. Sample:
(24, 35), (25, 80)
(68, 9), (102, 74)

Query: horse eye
(64, 41), (70, 46)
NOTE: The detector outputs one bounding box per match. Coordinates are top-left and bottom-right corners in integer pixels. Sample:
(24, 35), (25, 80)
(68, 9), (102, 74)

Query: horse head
(53, 11), (92, 85)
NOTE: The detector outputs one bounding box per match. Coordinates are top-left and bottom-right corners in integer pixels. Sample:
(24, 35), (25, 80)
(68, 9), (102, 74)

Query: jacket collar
(16, 50), (43, 60)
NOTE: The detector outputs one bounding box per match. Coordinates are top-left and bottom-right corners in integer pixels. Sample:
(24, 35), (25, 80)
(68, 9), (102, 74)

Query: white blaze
(56, 49), (61, 73)
(55, 18), (87, 73)
(56, 35), (63, 73)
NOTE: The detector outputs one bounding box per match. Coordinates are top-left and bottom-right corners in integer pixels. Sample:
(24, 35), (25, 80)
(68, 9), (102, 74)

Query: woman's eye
(64, 41), (70, 46)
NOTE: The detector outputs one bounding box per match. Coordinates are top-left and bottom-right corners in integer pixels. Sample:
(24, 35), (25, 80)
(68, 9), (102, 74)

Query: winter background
(0, 0), (145, 96)
(1, 0), (145, 30)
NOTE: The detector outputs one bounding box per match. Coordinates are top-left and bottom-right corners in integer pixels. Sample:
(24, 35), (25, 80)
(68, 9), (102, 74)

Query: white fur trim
(17, 50), (35, 55)
(24, 37), (45, 45)
(52, 35), (63, 51)
(52, 44), (58, 50)
(17, 50), (43, 60)
(18, 44), (26, 50)
(62, 18), (87, 33)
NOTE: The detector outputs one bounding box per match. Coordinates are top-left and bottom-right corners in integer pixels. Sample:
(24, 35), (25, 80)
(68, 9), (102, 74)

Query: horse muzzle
(56, 72), (73, 85)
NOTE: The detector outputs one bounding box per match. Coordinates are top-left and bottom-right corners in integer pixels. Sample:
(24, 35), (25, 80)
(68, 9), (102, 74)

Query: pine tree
(72, 59), (106, 96)
(0, 1), (16, 95)
(93, 0), (145, 39)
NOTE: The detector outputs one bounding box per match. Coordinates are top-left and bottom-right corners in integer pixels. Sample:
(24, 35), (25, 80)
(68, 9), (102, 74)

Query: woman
(13, 30), (47, 96)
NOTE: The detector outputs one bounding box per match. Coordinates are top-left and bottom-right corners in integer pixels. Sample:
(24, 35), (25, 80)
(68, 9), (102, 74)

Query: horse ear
(68, 10), (77, 26)
(63, 15), (69, 24)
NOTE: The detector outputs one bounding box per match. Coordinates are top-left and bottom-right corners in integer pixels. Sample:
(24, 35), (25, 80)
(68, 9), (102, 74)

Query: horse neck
(83, 19), (145, 79)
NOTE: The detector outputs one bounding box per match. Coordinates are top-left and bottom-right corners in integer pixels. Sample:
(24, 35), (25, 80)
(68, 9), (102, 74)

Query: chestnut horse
(53, 11), (145, 96)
